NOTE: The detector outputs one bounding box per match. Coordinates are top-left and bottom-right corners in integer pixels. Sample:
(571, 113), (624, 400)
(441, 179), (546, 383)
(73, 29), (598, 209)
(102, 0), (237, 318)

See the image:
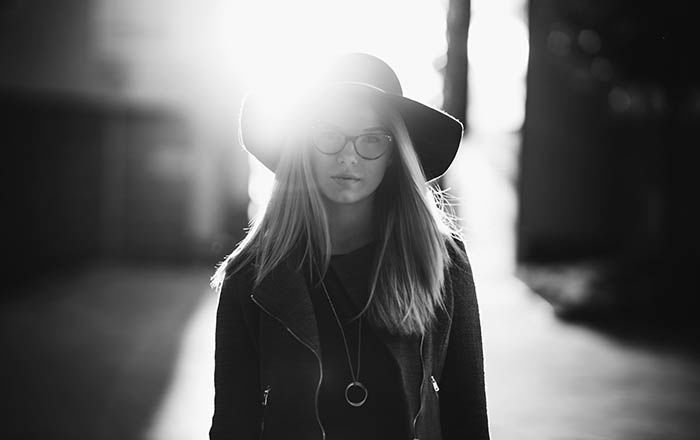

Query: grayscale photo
(1, 1), (694, 439)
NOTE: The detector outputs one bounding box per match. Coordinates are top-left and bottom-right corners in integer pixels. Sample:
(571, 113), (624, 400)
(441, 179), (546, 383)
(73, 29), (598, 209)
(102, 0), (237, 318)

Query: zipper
(260, 385), (271, 440)
(263, 385), (271, 405)
(412, 332), (426, 439)
(430, 375), (439, 396)
(250, 294), (327, 440)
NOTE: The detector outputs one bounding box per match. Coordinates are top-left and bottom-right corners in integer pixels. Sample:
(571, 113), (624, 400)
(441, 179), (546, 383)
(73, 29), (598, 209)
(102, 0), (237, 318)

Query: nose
(336, 139), (358, 165)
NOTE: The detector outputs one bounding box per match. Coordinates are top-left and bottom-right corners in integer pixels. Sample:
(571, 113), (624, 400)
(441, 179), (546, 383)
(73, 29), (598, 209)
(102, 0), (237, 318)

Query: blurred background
(1, 0), (697, 439)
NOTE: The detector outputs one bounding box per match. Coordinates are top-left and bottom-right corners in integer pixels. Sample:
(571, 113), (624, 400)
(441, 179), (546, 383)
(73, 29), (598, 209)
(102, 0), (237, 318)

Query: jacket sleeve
(209, 273), (262, 440)
(439, 240), (490, 439)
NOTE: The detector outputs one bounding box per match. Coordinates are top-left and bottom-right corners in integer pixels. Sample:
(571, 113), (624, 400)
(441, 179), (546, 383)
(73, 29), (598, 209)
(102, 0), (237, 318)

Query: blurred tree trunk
(442, 0), (470, 130)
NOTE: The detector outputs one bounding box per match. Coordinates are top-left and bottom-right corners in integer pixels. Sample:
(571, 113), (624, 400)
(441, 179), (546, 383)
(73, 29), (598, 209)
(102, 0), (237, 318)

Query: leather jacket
(209, 239), (490, 440)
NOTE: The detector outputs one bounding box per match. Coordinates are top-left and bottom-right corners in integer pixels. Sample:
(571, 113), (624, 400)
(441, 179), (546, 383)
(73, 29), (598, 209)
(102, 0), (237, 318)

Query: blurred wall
(2, 88), (197, 285)
(0, 0), (120, 97)
(518, 0), (696, 316)
(1, 1), (249, 289)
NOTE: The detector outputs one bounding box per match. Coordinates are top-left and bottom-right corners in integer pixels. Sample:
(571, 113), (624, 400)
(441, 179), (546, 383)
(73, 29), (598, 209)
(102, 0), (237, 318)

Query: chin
(323, 190), (367, 205)
(330, 193), (363, 204)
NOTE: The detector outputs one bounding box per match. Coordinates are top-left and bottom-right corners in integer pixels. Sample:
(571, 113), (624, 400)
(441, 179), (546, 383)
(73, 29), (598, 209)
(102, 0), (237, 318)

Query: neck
(324, 195), (376, 255)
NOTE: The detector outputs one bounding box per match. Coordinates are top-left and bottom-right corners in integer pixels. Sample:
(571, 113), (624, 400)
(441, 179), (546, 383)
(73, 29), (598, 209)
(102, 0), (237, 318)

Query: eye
(362, 134), (383, 144)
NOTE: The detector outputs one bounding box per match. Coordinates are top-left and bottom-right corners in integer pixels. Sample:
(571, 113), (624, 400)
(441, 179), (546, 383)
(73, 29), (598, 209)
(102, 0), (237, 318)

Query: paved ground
(0, 265), (210, 440)
(2, 134), (699, 439)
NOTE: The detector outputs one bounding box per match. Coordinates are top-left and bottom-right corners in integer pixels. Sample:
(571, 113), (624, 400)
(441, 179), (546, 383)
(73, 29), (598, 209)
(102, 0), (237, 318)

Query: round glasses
(310, 124), (393, 160)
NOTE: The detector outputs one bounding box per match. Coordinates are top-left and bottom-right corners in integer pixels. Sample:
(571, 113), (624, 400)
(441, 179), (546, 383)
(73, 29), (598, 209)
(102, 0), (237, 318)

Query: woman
(209, 53), (489, 440)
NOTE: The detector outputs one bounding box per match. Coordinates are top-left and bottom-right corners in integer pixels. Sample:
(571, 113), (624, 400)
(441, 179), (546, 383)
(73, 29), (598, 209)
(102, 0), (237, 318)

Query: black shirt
(303, 240), (410, 440)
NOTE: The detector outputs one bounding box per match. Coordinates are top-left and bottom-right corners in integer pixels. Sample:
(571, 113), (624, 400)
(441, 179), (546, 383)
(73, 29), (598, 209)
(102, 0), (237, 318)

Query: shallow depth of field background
(1, 1), (696, 439)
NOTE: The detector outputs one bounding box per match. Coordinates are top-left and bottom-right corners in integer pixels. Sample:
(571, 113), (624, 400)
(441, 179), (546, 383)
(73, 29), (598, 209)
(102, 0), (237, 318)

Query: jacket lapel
(250, 250), (450, 376)
(250, 256), (322, 355)
(249, 253), (414, 363)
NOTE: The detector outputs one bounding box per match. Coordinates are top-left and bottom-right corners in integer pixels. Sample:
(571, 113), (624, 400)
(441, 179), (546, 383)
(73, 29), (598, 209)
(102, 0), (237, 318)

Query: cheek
(310, 152), (338, 196)
(364, 158), (391, 191)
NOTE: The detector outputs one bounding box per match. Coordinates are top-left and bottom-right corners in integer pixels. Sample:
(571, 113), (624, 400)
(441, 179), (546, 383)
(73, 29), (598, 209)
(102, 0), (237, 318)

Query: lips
(331, 174), (361, 181)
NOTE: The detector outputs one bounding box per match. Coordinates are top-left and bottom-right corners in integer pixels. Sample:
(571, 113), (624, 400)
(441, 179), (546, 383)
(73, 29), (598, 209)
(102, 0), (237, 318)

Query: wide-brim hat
(238, 52), (464, 182)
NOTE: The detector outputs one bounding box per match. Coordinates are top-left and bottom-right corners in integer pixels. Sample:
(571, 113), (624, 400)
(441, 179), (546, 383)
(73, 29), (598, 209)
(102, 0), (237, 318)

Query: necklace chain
(319, 278), (362, 381)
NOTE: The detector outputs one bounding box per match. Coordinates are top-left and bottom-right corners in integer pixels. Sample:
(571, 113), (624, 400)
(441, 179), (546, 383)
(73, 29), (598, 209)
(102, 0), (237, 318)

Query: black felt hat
(238, 53), (464, 182)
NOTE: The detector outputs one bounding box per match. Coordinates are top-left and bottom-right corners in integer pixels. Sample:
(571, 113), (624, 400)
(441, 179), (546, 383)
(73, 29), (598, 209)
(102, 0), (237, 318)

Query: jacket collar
(251, 255), (323, 353)
(249, 250), (423, 359)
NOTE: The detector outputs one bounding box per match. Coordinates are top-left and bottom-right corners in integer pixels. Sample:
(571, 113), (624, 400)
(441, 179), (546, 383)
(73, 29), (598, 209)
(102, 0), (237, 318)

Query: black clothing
(209, 237), (490, 440)
(303, 241), (412, 439)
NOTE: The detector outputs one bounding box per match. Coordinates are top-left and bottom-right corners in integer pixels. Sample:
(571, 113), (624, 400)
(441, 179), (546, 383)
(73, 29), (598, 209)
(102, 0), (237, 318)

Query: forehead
(311, 94), (385, 133)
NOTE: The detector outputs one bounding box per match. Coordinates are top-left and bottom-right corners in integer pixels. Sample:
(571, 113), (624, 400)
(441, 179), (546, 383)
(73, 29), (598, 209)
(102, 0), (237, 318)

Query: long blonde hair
(211, 102), (467, 336)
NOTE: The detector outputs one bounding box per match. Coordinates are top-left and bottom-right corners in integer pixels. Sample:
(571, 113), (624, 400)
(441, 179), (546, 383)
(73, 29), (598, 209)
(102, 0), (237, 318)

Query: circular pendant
(345, 381), (368, 407)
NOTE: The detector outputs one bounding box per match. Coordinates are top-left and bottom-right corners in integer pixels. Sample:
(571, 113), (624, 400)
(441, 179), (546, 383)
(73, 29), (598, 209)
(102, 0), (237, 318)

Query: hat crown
(322, 53), (403, 96)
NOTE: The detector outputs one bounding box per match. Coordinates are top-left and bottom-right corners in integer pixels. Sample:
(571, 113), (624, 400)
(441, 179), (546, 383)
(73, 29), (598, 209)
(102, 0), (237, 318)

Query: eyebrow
(361, 126), (389, 133)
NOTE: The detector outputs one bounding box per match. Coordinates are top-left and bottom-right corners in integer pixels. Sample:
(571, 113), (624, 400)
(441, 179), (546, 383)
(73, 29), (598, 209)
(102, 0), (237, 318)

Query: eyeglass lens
(312, 126), (391, 159)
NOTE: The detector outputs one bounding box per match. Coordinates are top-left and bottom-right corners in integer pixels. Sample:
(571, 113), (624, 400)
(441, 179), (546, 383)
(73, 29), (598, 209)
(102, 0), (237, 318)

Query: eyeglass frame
(309, 123), (394, 161)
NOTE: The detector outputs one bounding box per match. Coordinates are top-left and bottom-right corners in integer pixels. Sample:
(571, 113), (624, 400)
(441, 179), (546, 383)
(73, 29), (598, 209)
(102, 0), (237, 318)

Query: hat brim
(239, 85), (463, 182)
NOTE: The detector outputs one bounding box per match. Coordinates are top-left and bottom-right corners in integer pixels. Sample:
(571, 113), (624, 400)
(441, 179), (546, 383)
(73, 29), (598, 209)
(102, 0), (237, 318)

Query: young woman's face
(308, 99), (394, 206)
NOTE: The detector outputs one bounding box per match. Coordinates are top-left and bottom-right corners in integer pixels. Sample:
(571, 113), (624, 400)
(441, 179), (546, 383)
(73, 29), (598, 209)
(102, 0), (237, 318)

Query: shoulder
(445, 235), (472, 277)
(441, 234), (476, 311)
(212, 253), (262, 352)
(216, 254), (258, 306)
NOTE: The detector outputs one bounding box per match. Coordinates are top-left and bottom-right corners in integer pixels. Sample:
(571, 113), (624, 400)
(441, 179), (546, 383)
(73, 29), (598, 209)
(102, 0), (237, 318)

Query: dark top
(303, 240), (410, 440)
(210, 237), (490, 440)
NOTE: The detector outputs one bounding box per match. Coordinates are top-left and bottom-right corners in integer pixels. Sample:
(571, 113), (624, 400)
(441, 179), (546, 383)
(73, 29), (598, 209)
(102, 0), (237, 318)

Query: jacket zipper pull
(262, 385), (271, 406)
(430, 375), (439, 393)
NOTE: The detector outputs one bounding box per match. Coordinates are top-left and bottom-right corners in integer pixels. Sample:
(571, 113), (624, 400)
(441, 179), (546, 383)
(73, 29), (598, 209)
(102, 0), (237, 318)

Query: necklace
(319, 277), (368, 407)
